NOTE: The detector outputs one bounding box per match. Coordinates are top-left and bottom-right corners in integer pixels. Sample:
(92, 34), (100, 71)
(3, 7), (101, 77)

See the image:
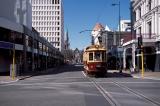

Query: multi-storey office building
(0, 0), (63, 76)
(122, 0), (160, 71)
(32, 0), (65, 51)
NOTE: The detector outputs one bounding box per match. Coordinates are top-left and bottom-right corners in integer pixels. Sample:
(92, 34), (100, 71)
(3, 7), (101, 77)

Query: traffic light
(138, 36), (143, 49)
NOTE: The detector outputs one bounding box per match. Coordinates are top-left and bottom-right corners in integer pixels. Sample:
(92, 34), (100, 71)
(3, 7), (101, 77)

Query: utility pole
(112, 0), (122, 73)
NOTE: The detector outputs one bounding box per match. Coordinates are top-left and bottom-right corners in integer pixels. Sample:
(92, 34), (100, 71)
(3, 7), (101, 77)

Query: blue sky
(63, 0), (130, 50)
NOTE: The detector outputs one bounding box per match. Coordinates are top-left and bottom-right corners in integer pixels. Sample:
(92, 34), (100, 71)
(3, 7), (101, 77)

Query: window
(138, 27), (141, 36)
(57, 37), (59, 41)
(148, 0), (152, 11)
(94, 52), (101, 61)
(148, 21), (152, 38)
(89, 53), (93, 61)
(138, 6), (141, 19)
(57, 32), (60, 36)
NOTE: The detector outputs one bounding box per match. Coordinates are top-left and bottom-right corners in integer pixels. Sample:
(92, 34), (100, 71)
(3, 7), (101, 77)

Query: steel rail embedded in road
(84, 72), (120, 106)
(91, 80), (120, 106)
(113, 81), (160, 106)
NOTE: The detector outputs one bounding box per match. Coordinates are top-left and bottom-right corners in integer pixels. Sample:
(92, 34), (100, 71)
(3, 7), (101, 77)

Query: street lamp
(112, 1), (122, 73)
(112, 1), (121, 46)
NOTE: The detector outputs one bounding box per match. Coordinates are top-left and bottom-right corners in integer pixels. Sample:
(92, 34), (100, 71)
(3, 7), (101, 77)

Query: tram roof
(84, 45), (106, 52)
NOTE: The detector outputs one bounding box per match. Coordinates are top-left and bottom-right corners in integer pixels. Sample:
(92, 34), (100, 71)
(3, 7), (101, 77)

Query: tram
(83, 44), (107, 76)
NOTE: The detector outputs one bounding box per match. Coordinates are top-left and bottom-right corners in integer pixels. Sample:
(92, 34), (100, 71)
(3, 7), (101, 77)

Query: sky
(63, 0), (130, 50)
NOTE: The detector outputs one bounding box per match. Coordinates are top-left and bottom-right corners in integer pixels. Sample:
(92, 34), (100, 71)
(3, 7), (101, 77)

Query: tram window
(94, 52), (101, 61)
(89, 53), (93, 61)
(102, 52), (105, 61)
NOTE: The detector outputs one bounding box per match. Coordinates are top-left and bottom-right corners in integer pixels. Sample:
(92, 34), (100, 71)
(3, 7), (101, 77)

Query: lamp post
(112, 1), (121, 46)
(112, 1), (122, 73)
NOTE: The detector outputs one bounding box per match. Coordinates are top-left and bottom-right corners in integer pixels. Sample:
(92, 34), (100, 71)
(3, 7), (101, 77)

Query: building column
(155, 42), (160, 71)
(152, 12), (155, 36)
(132, 44), (136, 70)
(123, 48), (126, 70)
(31, 36), (34, 71)
(37, 41), (40, 71)
(155, 11), (159, 36)
(23, 34), (27, 73)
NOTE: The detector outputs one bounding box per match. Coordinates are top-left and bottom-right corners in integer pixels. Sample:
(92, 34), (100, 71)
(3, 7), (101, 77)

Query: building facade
(32, 0), (65, 51)
(91, 23), (105, 45)
(120, 20), (131, 32)
(122, 0), (160, 71)
(0, 0), (64, 76)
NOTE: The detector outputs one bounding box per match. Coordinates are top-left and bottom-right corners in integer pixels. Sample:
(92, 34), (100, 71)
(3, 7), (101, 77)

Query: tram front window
(94, 52), (101, 61)
(89, 52), (93, 61)
(102, 52), (106, 61)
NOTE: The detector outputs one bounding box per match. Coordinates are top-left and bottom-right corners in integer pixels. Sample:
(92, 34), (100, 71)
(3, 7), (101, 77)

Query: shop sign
(0, 41), (14, 49)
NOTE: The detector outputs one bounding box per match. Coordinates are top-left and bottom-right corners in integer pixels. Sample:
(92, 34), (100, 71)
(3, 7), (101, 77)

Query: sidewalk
(108, 70), (160, 80)
(0, 68), (56, 84)
(0, 76), (18, 84)
(131, 71), (160, 80)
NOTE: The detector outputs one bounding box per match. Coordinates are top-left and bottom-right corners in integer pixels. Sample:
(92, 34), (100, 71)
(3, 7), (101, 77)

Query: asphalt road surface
(0, 64), (160, 106)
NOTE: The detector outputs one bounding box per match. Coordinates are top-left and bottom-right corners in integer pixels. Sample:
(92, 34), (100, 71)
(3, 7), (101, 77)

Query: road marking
(3, 81), (94, 86)
(27, 77), (85, 81)
(82, 71), (87, 77)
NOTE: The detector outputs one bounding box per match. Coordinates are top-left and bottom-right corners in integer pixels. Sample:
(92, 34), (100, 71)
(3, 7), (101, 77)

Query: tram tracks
(86, 75), (160, 106)
(90, 79), (120, 106)
(85, 75), (120, 106)
(113, 81), (160, 106)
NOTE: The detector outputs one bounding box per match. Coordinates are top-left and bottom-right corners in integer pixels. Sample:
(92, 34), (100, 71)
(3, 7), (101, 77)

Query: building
(122, 0), (160, 71)
(32, 0), (65, 51)
(0, 0), (63, 76)
(120, 20), (131, 32)
(64, 29), (70, 50)
(91, 23), (105, 45)
(73, 48), (82, 64)
(63, 29), (72, 63)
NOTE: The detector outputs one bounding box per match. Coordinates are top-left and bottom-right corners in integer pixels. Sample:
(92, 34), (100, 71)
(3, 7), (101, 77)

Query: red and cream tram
(83, 45), (107, 76)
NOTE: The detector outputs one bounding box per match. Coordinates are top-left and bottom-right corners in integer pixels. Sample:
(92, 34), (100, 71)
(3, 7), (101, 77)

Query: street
(0, 65), (160, 106)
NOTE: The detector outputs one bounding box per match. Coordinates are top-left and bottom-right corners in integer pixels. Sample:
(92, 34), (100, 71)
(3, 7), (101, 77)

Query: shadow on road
(105, 71), (132, 78)
(33, 64), (84, 76)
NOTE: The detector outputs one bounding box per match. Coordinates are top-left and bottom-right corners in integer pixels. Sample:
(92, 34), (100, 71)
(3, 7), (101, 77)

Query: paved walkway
(131, 71), (160, 80)
(0, 68), (57, 84)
